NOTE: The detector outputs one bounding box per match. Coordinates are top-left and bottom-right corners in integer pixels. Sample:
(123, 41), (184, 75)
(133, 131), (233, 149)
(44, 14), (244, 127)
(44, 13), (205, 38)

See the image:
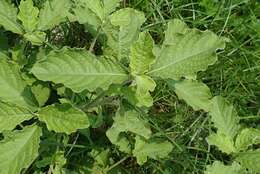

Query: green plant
(204, 96), (260, 174)
(0, 0), (259, 173)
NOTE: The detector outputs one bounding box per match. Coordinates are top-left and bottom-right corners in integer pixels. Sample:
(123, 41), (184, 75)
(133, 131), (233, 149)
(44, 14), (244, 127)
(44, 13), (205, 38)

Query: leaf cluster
(0, 0), (259, 173)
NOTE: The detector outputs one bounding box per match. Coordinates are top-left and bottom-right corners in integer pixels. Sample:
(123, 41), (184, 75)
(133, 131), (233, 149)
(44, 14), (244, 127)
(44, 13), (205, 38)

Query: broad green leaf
(0, 59), (37, 109)
(134, 75), (156, 107)
(207, 133), (236, 154)
(110, 8), (145, 27)
(111, 84), (155, 109)
(130, 32), (155, 75)
(72, 0), (120, 32)
(164, 19), (190, 40)
(0, 125), (42, 174)
(107, 110), (152, 139)
(83, 0), (104, 20)
(38, 0), (71, 31)
(133, 136), (173, 165)
(31, 48), (128, 92)
(72, 0), (102, 30)
(38, 103), (89, 134)
(104, 8), (146, 60)
(80, 0), (120, 20)
(50, 151), (67, 174)
(236, 150), (260, 173)
(90, 149), (109, 167)
(148, 19), (225, 79)
(204, 161), (243, 174)
(0, 101), (33, 132)
(0, 52), (8, 60)
(17, 0), (39, 32)
(31, 82), (50, 107)
(121, 86), (139, 106)
(103, 0), (121, 16)
(174, 80), (212, 111)
(106, 127), (131, 153)
(24, 31), (46, 45)
(106, 110), (152, 153)
(235, 128), (260, 151)
(209, 96), (240, 139)
(0, 0), (24, 34)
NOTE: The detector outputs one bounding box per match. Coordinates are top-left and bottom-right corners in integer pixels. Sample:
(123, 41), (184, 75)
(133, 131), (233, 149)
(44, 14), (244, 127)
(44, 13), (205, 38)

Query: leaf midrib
(147, 45), (216, 74)
(0, 11), (24, 34)
(0, 68), (27, 106)
(4, 127), (38, 173)
(34, 72), (127, 77)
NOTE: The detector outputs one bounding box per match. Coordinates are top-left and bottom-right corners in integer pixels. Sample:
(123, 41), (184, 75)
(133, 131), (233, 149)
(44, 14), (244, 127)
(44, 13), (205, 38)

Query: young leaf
(207, 133), (236, 154)
(23, 31), (46, 45)
(209, 96), (240, 139)
(0, 0), (24, 34)
(120, 86), (139, 106)
(130, 31), (155, 75)
(38, 0), (71, 31)
(236, 150), (260, 173)
(204, 161), (243, 174)
(31, 48), (128, 92)
(17, 0), (39, 32)
(31, 82), (50, 107)
(106, 110), (152, 152)
(106, 127), (131, 153)
(0, 59), (37, 109)
(235, 128), (260, 151)
(174, 80), (212, 111)
(104, 8), (146, 60)
(133, 136), (173, 165)
(0, 101), (33, 132)
(38, 103), (90, 134)
(109, 110), (152, 138)
(106, 110), (152, 139)
(0, 125), (42, 174)
(134, 75), (156, 107)
(90, 149), (109, 167)
(148, 19), (225, 80)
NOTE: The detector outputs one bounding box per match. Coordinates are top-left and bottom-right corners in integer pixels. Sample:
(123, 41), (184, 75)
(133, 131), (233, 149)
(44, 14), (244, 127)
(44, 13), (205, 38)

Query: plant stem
(81, 91), (107, 111)
(104, 156), (129, 173)
(89, 27), (101, 53)
(239, 115), (260, 120)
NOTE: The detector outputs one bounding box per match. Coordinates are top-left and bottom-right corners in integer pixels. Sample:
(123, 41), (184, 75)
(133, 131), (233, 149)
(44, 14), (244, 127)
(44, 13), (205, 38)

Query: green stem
(89, 27), (101, 53)
(103, 156), (129, 173)
(239, 115), (260, 120)
(81, 91), (107, 111)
